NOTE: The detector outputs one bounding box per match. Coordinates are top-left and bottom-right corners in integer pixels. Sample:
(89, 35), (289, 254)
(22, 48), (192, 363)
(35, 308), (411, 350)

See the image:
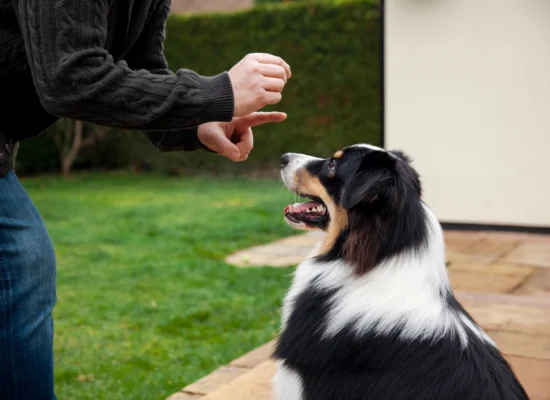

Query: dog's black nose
(281, 153), (291, 168)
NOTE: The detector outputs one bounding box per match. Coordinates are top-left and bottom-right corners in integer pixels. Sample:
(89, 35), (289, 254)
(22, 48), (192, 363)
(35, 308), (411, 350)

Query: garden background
(17, 1), (382, 399)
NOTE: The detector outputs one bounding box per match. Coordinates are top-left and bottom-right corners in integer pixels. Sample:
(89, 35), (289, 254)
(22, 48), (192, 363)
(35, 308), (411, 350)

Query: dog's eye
(328, 161), (336, 171)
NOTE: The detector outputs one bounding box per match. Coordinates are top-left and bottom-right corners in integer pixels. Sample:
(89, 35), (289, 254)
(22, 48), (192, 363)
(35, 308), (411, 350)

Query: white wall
(385, 0), (550, 228)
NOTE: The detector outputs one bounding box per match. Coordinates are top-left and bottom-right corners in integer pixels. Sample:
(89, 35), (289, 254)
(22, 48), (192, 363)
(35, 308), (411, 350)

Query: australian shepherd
(273, 144), (528, 400)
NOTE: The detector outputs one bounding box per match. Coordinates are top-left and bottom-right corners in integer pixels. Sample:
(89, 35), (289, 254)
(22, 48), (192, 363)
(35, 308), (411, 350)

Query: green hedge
(17, 0), (381, 176)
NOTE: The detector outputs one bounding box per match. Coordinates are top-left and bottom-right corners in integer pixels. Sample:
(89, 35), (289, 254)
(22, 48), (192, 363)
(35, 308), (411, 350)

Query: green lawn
(23, 173), (298, 400)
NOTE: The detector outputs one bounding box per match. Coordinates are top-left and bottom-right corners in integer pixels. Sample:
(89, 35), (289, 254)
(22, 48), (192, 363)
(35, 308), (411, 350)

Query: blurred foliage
(17, 0), (381, 176)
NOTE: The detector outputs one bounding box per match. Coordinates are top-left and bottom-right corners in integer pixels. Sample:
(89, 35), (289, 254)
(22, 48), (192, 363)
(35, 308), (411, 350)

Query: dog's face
(281, 144), (424, 272)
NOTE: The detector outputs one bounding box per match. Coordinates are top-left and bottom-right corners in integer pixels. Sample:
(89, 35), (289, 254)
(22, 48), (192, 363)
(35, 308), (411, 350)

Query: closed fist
(228, 53), (291, 117)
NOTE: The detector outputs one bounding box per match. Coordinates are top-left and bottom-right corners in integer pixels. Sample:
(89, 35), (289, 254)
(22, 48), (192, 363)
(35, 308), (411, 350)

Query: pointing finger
(236, 112), (287, 129)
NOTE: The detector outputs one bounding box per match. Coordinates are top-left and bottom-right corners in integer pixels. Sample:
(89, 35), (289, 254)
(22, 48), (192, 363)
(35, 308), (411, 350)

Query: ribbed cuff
(197, 72), (235, 124)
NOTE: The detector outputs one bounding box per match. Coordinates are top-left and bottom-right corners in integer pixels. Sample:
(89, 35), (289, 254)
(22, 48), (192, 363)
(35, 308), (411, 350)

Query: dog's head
(281, 144), (427, 274)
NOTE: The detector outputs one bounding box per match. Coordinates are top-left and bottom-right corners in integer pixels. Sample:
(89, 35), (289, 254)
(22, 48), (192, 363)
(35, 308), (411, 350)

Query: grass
(23, 173), (300, 400)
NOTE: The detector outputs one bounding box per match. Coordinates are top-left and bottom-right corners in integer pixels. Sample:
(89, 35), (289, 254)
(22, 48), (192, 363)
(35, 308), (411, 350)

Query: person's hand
(229, 53), (291, 117)
(198, 112), (287, 161)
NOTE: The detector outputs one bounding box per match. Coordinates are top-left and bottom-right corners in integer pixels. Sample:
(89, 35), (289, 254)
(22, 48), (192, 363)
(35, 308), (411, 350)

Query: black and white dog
(274, 144), (528, 400)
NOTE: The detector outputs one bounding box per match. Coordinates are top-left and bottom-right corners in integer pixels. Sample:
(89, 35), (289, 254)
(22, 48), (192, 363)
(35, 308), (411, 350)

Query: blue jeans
(0, 171), (57, 400)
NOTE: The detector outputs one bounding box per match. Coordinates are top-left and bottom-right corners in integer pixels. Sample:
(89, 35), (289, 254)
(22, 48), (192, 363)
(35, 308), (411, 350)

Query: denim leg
(0, 171), (57, 400)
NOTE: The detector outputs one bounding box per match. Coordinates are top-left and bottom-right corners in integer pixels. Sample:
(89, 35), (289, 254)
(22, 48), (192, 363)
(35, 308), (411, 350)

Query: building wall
(385, 0), (550, 228)
(171, 0), (253, 14)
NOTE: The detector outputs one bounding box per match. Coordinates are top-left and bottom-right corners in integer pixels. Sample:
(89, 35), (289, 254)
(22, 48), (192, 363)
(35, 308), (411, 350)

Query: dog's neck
(312, 204), (449, 294)
(315, 198), (433, 275)
(313, 206), (348, 257)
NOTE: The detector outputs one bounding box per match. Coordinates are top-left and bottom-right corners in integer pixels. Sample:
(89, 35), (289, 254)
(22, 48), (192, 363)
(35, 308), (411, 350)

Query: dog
(273, 144), (528, 400)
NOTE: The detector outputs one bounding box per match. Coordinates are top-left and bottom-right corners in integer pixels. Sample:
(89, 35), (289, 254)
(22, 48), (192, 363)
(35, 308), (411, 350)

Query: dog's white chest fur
(273, 361), (305, 400)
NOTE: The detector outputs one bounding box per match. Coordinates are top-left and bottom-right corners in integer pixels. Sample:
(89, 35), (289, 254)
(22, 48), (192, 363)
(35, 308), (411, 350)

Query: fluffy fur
(274, 144), (528, 400)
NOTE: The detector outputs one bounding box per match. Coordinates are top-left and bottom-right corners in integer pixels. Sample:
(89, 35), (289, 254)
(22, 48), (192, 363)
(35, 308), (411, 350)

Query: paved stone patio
(168, 230), (550, 400)
(225, 231), (324, 268)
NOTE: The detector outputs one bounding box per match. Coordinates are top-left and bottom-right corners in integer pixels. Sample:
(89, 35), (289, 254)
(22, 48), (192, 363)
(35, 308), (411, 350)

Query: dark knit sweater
(0, 0), (235, 151)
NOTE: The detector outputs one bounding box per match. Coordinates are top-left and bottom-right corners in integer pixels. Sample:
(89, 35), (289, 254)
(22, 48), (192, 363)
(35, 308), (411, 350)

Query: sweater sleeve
(125, 0), (209, 152)
(125, 0), (174, 77)
(11, 0), (235, 131)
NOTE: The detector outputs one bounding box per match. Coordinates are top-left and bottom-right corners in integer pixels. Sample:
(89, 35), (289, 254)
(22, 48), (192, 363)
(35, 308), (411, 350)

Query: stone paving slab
(506, 356), (550, 400)
(488, 331), (550, 361)
(202, 361), (275, 400)
(456, 292), (550, 336)
(514, 269), (550, 297)
(448, 262), (536, 293)
(462, 235), (523, 263)
(169, 342), (277, 400)
(183, 366), (249, 396)
(225, 229), (548, 269)
(225, 231), (324, 267)
(166, 393), (204, 400)
(449, 262), (536, 276)
(442, 230), (485, 252)
(500, 240), (550, 268)
(449, 271), (528, 294)
(455, 290), (550, 308)
(230, 341), (276, 369)
(445, 231), (528, 265)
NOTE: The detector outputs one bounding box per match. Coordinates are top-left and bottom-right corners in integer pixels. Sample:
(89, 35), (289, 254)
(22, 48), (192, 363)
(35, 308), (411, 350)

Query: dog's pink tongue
(284, 201), (320, 213)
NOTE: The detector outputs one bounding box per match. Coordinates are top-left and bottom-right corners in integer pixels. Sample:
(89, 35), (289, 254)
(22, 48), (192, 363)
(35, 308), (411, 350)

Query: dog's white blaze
(351, 143), (385, 152)
(281, 153), (322, 192)
(349, 144), (400, 159)
(282, 205), (493, 347)
(273, 361), (305, 400)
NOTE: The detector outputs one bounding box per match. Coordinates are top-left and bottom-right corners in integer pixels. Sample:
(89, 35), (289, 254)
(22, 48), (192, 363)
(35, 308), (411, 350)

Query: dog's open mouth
(284, 197), (329, 229)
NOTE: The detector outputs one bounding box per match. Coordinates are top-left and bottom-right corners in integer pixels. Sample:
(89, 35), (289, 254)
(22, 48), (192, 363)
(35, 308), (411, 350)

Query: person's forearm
(144, 127), (212, 153)
(12, 0), (234, 131)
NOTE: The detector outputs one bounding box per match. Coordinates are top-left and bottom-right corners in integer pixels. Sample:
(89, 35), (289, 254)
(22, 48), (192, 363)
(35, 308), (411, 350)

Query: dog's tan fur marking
(333, 150), (344, 159)
(295, 168), (348, 256)
(318, 208), (348, 256)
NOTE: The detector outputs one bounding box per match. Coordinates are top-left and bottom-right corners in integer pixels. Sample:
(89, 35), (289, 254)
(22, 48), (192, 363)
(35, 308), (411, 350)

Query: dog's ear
(390, 150), (422, 195)
(341, 169), (394, 210)
(342, 153), (397, 210)
(389, 150), (411, 163)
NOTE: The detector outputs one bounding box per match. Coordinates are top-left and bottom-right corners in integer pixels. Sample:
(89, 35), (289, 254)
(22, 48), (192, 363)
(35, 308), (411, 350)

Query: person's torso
(0, 0), (157, 141)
